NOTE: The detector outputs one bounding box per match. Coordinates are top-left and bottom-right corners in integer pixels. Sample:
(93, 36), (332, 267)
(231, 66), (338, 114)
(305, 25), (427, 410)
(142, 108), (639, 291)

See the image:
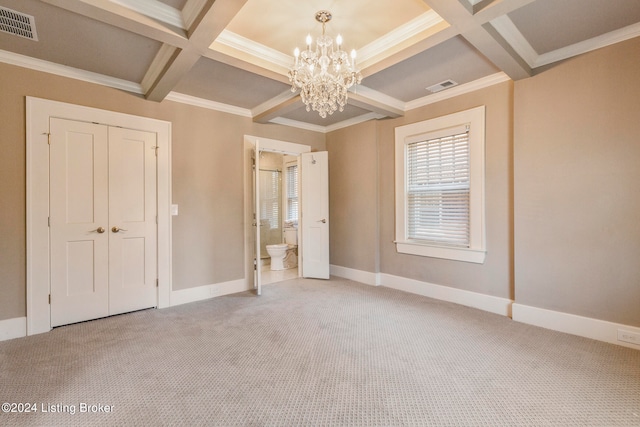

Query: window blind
(259, 169), (280, 229)
(286, 164), (298, 221)
(406, 129), (470, 247)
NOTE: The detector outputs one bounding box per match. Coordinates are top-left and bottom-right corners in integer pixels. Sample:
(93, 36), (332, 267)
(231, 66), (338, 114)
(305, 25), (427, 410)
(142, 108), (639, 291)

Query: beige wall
(0, 62), (324, 321)
(380, 82), (515, 299)
(327, 121), (379, 273)
(326, 82), (514, 300)
(2, 37), (638, 331)
(514, 37), (640, 326)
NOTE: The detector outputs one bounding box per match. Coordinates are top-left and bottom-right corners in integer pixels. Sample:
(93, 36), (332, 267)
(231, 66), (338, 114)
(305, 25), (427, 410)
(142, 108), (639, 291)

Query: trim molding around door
(26, 97), (172, 335)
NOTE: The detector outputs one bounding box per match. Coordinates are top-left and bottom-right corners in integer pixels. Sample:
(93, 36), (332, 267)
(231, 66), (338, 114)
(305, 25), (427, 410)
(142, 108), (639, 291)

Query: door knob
(95, 227), (105, 233)
(111, 226), (128, 233)
(318, 219), (326, 223)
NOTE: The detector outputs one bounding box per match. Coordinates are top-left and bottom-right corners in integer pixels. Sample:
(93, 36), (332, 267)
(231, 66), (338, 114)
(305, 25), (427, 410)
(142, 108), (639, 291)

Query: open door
(253, 143), (262, 295)
(300, 151), (330, 279)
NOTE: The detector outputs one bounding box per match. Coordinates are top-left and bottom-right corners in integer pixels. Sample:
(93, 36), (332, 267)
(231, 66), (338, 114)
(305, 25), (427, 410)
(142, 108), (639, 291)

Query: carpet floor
(1, 277), (639, 426)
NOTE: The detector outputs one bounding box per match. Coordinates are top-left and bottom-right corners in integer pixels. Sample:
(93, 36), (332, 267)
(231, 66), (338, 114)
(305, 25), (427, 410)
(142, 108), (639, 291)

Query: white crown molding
(490, 15), (538, 67)
(267, 117), (328, 133)
(214, 30), (293, 70)
(109, 0), (185, 29)
(358, 10), (444, 65)
(535, 21), (640, 68)
(165, 92), (252, 117)
(405, 72), (511, 111)
(0, 49), (143, 94)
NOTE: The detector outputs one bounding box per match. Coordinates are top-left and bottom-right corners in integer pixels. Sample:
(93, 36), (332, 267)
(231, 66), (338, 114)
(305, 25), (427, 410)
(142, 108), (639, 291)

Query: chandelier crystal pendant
(288, 11), (363, 118)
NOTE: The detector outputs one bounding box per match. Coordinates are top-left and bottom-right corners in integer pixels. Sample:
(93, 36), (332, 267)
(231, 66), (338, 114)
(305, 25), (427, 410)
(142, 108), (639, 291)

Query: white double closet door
(50, 118), (158, 327)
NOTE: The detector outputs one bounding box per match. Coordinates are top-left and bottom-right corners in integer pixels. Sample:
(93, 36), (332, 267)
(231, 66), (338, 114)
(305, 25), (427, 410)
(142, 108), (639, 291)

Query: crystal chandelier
(288, 11), (362, 118)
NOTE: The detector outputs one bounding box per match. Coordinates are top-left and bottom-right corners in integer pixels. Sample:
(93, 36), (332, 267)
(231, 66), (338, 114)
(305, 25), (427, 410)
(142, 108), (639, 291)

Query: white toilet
(266, 228), (298, 271)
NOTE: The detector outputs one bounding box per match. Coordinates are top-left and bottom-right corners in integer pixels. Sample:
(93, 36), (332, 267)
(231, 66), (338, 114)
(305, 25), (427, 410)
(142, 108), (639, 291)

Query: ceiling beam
(144, 0), (249, 101)
(252, 92), (301, 124)
(201, 49), (291, 85)
(424, 0), (531, 80)
(473, 0), (537, 23)
(347, 88), (404, 118)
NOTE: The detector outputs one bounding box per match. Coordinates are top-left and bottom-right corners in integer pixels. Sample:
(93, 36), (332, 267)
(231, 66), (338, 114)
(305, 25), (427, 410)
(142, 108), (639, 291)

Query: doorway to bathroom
(244, 135), (329, 295)
(257, 152), (299, 286)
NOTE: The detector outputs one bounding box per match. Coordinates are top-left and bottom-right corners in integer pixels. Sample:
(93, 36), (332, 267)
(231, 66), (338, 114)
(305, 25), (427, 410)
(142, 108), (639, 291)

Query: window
(395, 106), (486, 263)
(259, 169), (280, 229)
(285, 163), (298, 222)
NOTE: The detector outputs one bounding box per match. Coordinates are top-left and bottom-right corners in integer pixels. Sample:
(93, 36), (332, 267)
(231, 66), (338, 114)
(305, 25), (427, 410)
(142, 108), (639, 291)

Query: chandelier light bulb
(288, 11), (363, 118)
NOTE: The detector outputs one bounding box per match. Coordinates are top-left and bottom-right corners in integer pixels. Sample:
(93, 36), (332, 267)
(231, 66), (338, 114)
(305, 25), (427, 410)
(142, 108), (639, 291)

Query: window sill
(395, 241), (486, 264)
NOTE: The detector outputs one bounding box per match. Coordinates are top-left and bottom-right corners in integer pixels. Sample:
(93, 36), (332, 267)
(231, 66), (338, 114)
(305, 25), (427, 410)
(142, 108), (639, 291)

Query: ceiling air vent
(0, 6), (38, 41)
(426, 79), (458, 93)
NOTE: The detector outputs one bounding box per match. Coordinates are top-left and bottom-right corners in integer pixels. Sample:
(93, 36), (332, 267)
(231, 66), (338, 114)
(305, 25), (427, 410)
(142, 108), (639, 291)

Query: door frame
(243, 135), (310, 290)
(26, 97), (172, 335)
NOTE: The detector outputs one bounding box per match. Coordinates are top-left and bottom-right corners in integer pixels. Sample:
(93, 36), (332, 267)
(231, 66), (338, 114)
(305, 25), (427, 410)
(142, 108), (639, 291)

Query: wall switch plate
(170, 204), (179, 216)
(617, 329), (640, 346)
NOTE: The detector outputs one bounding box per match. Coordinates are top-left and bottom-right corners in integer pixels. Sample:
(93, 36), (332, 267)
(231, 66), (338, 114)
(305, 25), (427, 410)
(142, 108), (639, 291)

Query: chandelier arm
(288, 10), (362, 118)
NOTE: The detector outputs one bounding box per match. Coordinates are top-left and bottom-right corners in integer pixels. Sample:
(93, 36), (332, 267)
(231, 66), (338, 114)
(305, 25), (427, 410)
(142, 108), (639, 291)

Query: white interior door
(300, 151), (330, 279)
(254, 144), (262, 295)
(108, 127), (158, 315)
(50, 118), (110, 326)
(50, 119), (158, 327)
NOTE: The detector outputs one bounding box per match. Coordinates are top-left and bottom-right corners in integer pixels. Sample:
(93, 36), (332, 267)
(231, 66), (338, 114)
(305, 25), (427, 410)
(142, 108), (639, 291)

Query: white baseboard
(379, 273), (513, 317)
(170, 279), (250, 307)
(330, 265), (380, 286)
(513, 303), (640, 350)
(0, 317), (27, 342)
(330, 266), (513, 317)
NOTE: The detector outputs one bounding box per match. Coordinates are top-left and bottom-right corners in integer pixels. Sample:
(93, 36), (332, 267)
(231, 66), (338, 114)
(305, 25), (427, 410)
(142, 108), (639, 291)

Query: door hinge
(156, 279), (159, 287)
(48, 294), (51, 304)
(47, 217), (50, 227)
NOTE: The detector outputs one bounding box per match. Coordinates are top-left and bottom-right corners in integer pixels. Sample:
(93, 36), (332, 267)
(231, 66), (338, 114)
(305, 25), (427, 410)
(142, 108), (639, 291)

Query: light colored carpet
(1, 277), (639, 426)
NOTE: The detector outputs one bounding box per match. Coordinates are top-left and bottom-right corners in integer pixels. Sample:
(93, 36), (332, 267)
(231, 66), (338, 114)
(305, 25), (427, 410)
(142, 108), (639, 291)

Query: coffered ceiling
(1, 0), (639, 132)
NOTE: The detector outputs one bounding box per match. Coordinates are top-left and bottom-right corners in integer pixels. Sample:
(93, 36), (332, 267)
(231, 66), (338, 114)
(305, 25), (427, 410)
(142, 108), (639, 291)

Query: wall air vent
(0, 6), (38, 41)
(426, 79), (458, 93)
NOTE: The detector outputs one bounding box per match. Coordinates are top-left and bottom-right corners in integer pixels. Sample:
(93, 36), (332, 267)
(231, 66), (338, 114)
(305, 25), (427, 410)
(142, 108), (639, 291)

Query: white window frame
(283, 157), (299, 223)
(394, 106), (486, 263)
